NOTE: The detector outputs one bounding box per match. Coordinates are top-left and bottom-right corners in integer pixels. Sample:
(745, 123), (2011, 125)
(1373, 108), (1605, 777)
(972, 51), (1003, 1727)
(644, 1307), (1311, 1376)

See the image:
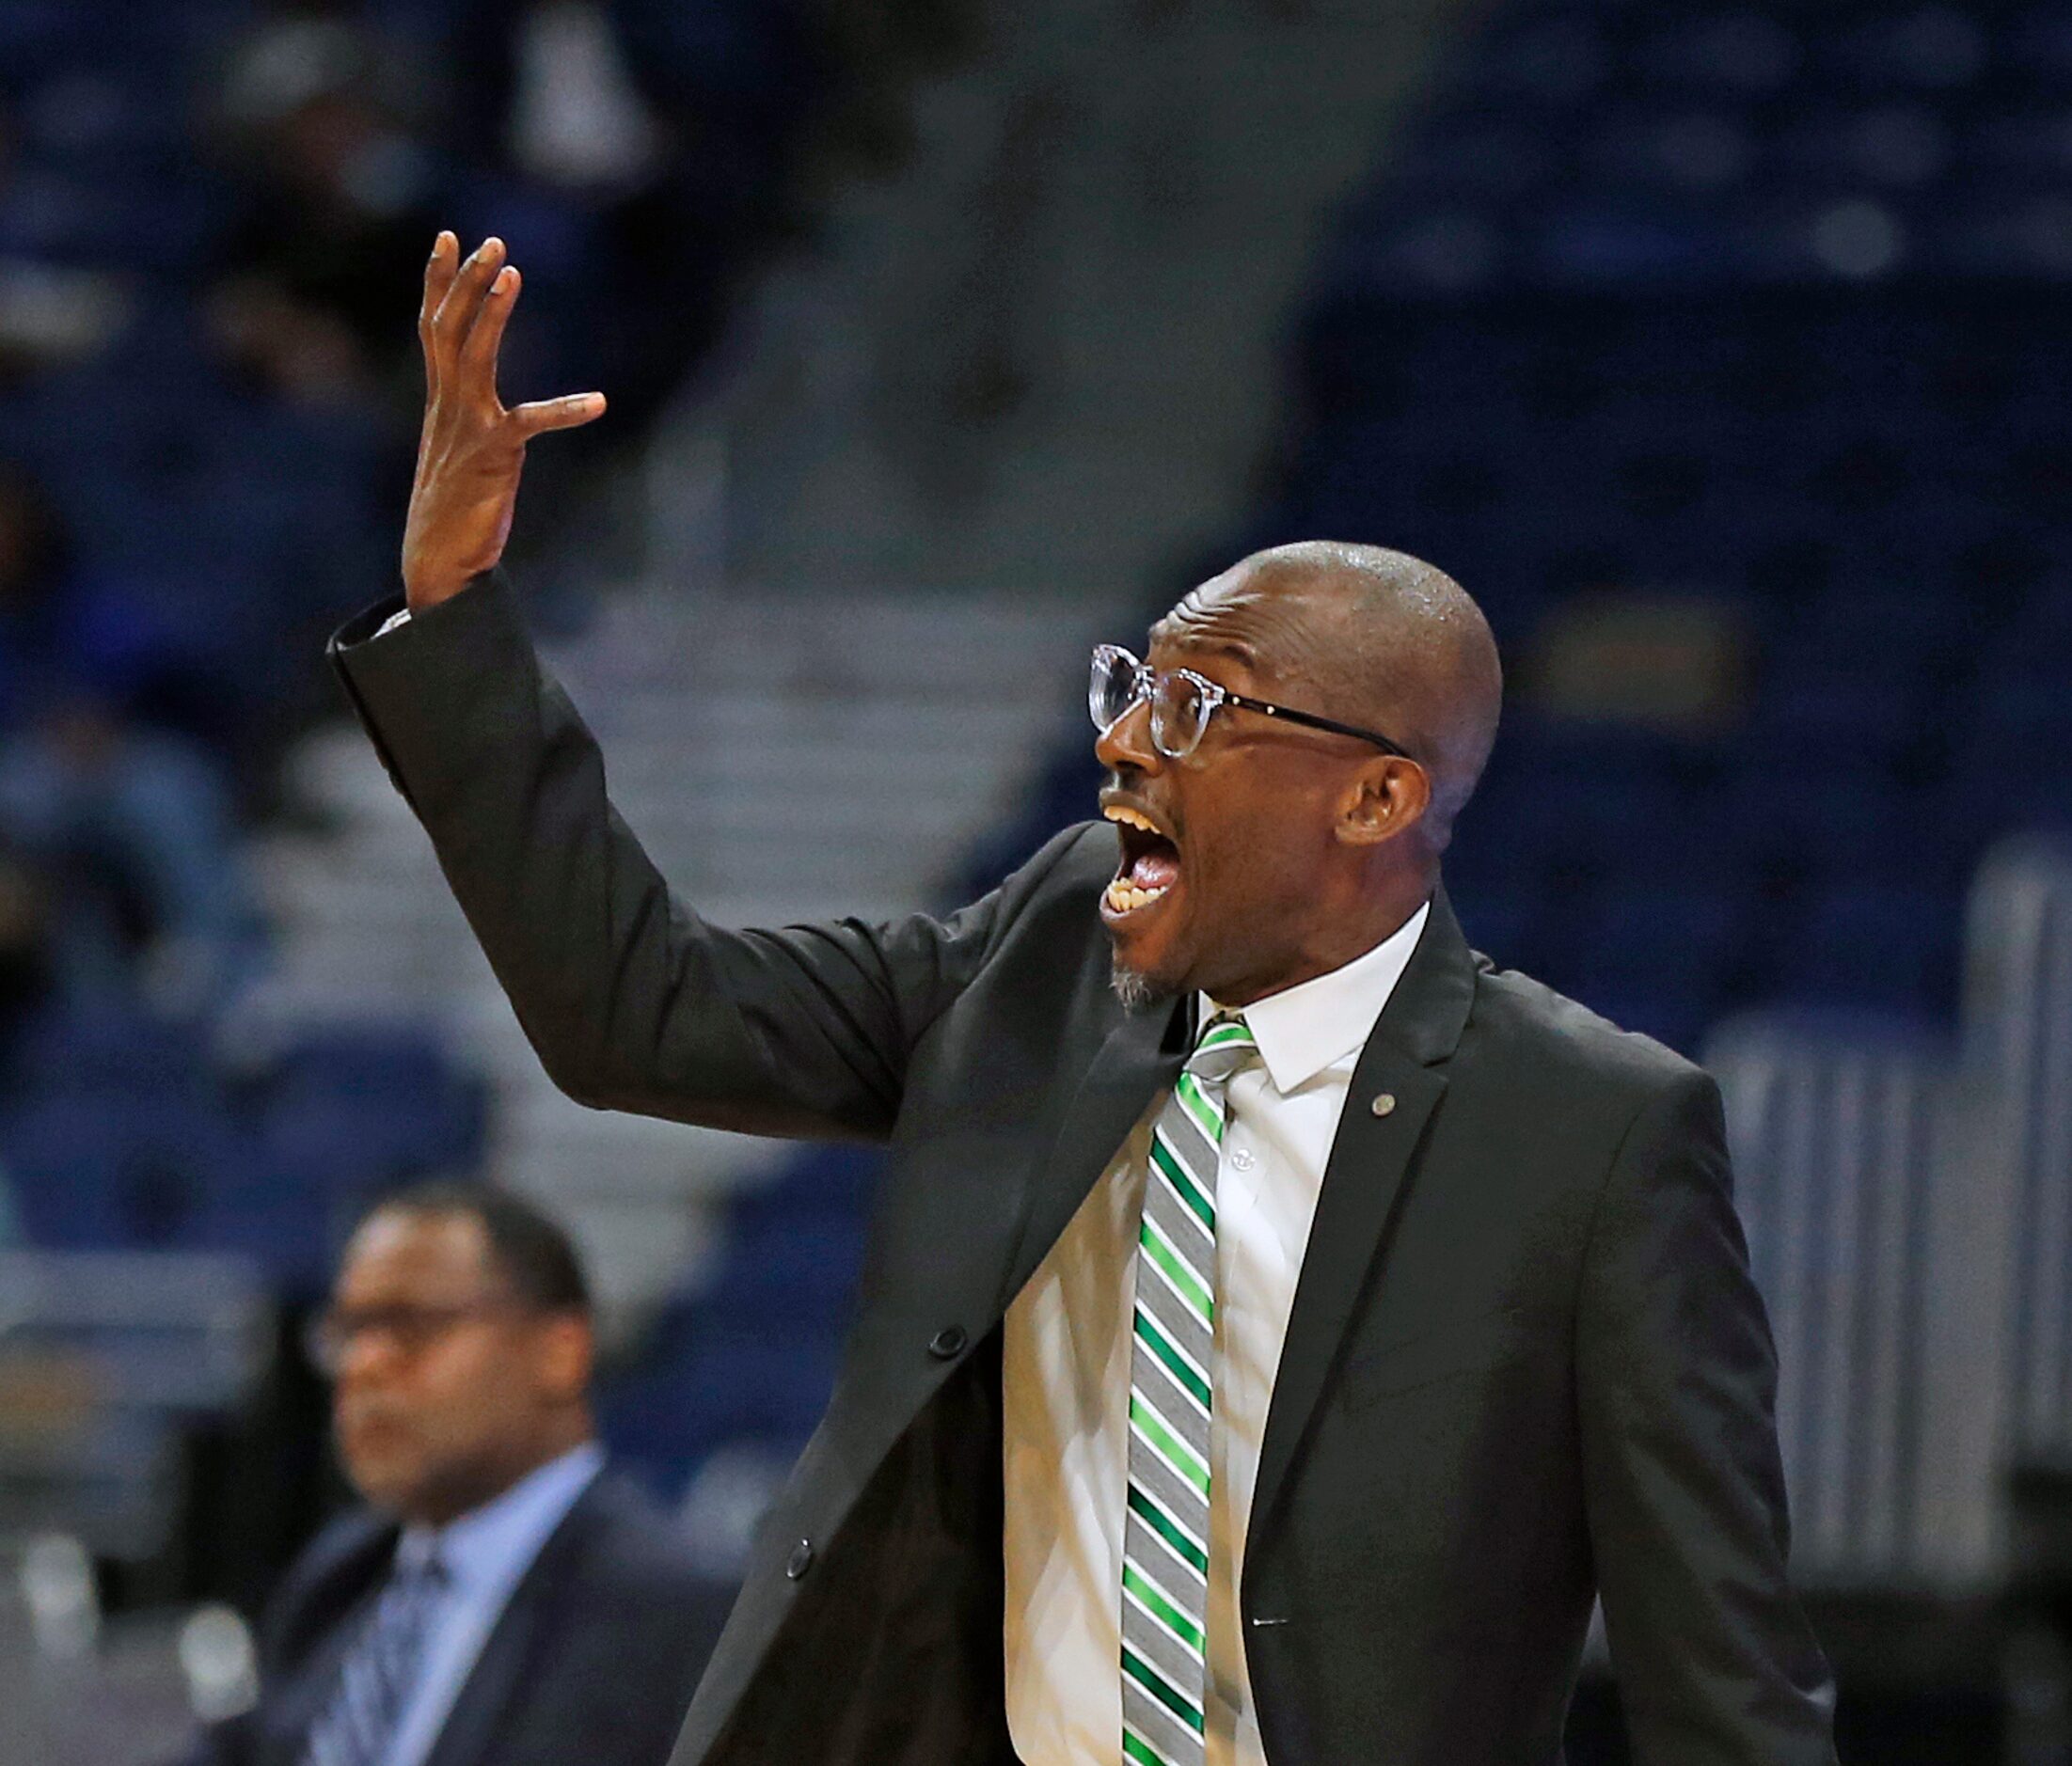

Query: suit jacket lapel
(419, 1475), (607, 1766)
(1001, 992), (1189, 1304)
(1247, 889), (1479, 1553)
(258, 1519), (394, 1766)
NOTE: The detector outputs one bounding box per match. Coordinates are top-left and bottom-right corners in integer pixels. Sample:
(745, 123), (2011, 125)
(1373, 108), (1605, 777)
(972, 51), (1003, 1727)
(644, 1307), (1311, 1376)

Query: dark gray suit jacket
(177, 1468), (730, 1766)
(331, 574), (1838, 1766)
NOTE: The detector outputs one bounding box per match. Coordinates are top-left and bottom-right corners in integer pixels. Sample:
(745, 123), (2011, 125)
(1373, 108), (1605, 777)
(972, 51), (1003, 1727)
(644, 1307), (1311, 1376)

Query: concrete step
(253, 574), (1099, 1321)
(696, 0), (1466, 594)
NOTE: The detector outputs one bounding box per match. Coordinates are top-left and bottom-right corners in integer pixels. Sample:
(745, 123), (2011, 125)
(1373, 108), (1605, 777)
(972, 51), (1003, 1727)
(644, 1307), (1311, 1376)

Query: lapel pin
(1370, 1092), (1397, 1117)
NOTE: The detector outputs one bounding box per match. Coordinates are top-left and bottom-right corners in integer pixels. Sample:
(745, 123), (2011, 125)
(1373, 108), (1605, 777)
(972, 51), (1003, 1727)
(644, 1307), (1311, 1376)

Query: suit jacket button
(1370, 1092), (1397, 1117)
(786, 1539), (815, 1581)
(929, 1325), (968, 1360)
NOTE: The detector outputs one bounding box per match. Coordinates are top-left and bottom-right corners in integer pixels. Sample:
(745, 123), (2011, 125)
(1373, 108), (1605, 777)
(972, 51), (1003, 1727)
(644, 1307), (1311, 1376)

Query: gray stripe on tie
(1131, 1354), (1210, 1458)
(1135, 1273), (1213, 1373)
(1128, 1443), (1210, 1544)
(1124, 1582), (1204, 1684)
(1126, 1507), (1207, 1592)
(1124, 1678), (1202, 1756)
(1154, 1111), (1222, 1205)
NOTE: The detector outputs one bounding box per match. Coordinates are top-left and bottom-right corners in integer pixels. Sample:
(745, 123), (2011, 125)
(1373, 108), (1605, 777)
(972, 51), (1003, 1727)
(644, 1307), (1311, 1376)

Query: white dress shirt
(1003, 900), (1431, 1766)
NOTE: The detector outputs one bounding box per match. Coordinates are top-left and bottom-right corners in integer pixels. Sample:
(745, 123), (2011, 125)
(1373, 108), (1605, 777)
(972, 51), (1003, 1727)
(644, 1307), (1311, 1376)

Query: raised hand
(401, 232), (606, 610)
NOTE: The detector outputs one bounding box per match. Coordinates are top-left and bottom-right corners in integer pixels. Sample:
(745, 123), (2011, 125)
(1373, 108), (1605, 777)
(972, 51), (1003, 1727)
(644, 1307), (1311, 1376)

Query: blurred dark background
(2, 1), (2071, 1760)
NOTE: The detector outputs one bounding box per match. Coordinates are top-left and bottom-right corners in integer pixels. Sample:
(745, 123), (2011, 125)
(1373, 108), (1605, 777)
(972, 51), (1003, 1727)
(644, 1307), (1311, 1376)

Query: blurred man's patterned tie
(1122, 1012), (1257, 1766)
(303, 1547), (448, 1766)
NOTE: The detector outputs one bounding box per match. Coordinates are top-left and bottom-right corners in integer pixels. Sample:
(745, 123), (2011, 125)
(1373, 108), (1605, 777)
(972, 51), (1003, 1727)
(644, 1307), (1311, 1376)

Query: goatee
(1109, 958), (1175, 1013)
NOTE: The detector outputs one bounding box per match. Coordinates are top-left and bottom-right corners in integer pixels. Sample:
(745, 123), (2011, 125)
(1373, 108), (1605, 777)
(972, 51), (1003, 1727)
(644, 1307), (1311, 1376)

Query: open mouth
(1101, 802), (1181, 919)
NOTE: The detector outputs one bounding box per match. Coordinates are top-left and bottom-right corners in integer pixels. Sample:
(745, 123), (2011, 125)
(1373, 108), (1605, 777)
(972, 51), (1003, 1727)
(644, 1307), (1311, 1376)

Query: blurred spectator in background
(0, 461), (263, 1020)
(0, 688), (264, 1020)
(0, 97), (133, 379)
(0, 460), (156, 725)
(174, 1182), (730, 1766)
(203, 0), (822, 437)
(208, 7), (447, 413)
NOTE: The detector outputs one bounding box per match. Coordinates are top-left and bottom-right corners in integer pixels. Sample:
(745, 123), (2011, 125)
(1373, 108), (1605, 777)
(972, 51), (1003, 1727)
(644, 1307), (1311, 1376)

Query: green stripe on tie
(1128, 1485), (1209, 1575)
(1123, 1564), (1205, 1652)
(1173, 1069), (1223, 1143)
(1130, 1394), (1210, 1496)
(1123, 1647), (1207, 1734)
(1133, 1312), (1210, 1410)
(1137, 1215), (1212, 1321)
(1148, 1137), (1216, 1233)
(1123, 1727), (1169, 1766)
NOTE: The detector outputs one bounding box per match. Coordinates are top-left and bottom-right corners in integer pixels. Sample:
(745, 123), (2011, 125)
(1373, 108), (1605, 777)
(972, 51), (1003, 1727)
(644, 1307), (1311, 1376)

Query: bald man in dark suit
(324, 230), (1838, 1765)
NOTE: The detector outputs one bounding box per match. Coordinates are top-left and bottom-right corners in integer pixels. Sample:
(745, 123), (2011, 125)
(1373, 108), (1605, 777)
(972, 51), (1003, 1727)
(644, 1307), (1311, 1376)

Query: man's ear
(1337, 756), (1429, 847)
(535, 1313), (594, 1403)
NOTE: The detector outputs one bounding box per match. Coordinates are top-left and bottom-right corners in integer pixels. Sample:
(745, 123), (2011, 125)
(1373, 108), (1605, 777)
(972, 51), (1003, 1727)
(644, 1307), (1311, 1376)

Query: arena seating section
(0, 0), (815, 1290)
(608, 0), (2072, 1559)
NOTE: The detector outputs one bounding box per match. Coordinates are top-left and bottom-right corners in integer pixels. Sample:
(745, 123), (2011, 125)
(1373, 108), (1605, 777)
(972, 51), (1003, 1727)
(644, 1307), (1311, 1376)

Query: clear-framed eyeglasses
(1088, 644), (1415, 763)
(302, 1296), (523, 1377)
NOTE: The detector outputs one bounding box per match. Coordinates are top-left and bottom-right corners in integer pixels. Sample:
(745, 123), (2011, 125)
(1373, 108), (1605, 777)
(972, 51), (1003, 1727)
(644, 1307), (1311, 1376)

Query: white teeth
(1104, 878), (1171, 914)
(1103, 805), (1161, 835)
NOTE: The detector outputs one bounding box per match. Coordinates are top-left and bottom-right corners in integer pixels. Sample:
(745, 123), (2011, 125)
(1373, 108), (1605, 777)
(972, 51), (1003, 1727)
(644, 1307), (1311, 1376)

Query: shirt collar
(397, 1440), (606, 1591)
(1204, 899), (1431, 1096)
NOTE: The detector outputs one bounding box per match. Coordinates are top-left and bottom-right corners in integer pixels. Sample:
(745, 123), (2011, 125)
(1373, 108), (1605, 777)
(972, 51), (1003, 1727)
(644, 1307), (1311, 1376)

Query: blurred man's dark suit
(177, 1470), (728, 1766)
(329, 574), (1839, 1766)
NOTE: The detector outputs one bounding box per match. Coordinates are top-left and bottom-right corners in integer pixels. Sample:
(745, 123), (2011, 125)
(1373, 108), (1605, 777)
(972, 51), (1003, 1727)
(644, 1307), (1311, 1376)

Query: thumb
(511, 392), (608, 438)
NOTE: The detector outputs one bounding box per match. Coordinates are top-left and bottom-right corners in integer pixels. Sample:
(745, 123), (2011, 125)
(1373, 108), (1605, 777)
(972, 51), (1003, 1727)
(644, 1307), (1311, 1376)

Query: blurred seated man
(0, 460), (265, 1018)
(175, 1181), (732, 1766)
(0, 684), (266, 1019)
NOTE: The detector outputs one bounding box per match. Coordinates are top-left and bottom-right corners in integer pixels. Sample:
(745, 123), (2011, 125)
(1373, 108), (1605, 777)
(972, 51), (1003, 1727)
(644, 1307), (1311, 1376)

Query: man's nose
(1095, 696), (1162, 774)
(335, 1328), (403, 1387)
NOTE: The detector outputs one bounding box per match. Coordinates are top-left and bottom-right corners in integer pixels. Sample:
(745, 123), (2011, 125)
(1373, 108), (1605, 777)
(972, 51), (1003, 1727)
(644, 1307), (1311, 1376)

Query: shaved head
(1097, 538), (1502, 1006)
(1154, 540), (1503, 851)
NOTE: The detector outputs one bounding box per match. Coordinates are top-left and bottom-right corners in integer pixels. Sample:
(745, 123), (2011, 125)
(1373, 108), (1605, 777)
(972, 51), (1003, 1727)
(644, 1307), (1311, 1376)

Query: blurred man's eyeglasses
(1089, 644), (1415, 763)
(305, 1298), (521, 1376)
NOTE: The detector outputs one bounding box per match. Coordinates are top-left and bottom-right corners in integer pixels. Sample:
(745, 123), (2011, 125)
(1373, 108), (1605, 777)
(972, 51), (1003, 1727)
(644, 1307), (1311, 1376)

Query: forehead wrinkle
(1153, 580), (1337, 693)
(1156, 539), (1502, 844)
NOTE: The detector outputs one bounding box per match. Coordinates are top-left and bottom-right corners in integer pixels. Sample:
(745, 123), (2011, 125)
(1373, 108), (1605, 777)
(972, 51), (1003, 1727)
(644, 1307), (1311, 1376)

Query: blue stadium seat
(1819, 8), (1992, 95)
(1531, 199), (1716, 290)
(1574, 882), (1745, 997)
(1769, 105), (1953, 191)
(706, 1211), (865, 1325)
(1629, 11), (1803, 100)
(1459, 10), (1618, 106)
(1568, 986), (1708, 1054)
(0, 1088), (247, 1252)
(1748, 654), (1924, 768)
(599, 1313), (841, 1477)
(1785, 882), (1963, 1016)
(253, 1024), (488, 1206)
(4, 1005), (209, 1099)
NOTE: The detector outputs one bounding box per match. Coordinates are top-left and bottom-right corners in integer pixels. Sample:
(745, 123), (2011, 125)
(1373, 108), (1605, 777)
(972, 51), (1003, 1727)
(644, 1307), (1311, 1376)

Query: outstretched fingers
(510, 391), (608, 438)
(431, 236), (507, 397)
(418, 231), (459, 402)
(459, 263), (521, 383)
(414, 231), (605, 446)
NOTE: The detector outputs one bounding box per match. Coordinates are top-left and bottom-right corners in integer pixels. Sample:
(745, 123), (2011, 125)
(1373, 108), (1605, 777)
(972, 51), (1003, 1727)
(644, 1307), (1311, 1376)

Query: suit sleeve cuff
(324, 569), (520, 810)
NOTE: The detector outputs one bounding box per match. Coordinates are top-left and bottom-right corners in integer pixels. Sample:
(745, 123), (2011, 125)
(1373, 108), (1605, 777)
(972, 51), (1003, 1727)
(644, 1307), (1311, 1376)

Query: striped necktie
(303, 1546), (449, 1766)
(1122, 1011), (1257, 1766)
